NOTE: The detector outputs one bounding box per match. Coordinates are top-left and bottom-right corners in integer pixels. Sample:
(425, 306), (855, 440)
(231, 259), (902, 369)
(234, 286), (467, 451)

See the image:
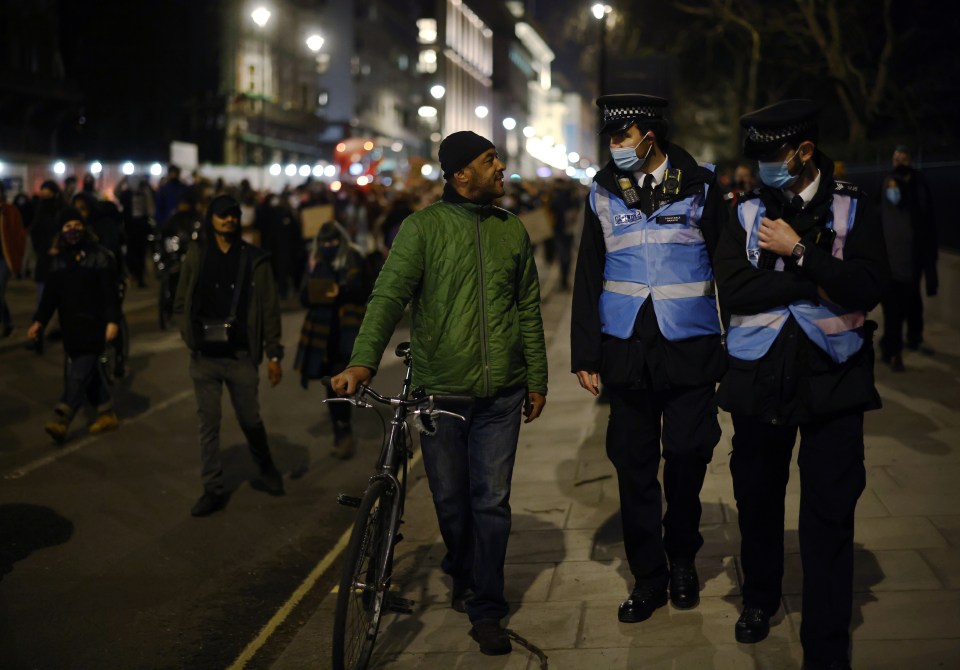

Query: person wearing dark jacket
(878, 145), (939, 369)
(27, 207), (121, 442)
(293, 221), (371, 459)
(571, 94), (726, 625)
(173, 195), (285, 517)
(713, 99), (889, 670)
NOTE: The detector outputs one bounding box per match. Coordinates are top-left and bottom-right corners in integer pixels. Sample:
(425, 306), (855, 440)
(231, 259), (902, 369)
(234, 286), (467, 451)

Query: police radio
(617, 176), (642, 208)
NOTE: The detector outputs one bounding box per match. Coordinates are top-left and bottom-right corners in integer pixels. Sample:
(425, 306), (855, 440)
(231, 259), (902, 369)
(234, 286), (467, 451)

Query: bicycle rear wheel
(332, 479), (395, 670)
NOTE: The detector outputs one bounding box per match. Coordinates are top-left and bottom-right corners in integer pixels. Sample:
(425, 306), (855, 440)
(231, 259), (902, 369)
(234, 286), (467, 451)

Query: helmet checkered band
(604, 105), (660, 123)
(746, 121), (814, 144)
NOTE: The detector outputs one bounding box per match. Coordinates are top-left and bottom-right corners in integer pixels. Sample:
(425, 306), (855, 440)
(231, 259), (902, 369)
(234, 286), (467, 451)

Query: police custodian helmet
(596, 93), (669, 136)
(739, 99), (822, 159)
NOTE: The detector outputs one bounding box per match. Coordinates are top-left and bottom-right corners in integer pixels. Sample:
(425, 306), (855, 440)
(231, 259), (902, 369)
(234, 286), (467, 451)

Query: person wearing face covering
(331, 130), (547, 657)
(877, 145), (939, 370)
(293, 220), (372, 458)
(27, 207), (121, 442)
(713, 100), (889, 669)
(173, 195), (285, 517)
(571, 94), (727, 625)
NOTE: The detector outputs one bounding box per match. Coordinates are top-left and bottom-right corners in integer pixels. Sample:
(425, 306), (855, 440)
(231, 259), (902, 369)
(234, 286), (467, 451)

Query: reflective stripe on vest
(727, 193), (865, 363)
(592, 166), (721, 341)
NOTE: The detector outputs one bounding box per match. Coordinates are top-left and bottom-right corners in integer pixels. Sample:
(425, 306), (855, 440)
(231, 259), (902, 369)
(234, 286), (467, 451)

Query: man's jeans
(189, 352), (273, 494)
(419, 385), (525, 624)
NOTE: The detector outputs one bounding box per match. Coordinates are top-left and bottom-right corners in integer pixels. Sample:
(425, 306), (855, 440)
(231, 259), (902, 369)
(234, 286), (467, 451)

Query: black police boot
(735, 606), (771, 643)
(669, 559), (700, 609)
(617, 583), (668, 623)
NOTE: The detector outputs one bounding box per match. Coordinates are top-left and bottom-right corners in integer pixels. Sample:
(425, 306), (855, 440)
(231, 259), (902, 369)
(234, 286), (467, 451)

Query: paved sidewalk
(271, 291), (960, 670)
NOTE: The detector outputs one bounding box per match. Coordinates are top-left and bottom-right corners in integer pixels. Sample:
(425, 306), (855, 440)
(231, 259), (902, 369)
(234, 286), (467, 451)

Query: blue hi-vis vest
(726, 192), (865, 364)
(592, 165), (721, 342)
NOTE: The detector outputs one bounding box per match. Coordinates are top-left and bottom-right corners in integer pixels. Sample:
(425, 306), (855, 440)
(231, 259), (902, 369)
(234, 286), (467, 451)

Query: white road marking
(3, 389), (194, 480)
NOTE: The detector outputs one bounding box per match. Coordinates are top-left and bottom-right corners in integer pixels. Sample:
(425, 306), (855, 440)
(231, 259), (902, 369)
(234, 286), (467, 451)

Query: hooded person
(293, 220), (372, 458)
(173, 194), (287, 517)
(27, 206), (121, 442)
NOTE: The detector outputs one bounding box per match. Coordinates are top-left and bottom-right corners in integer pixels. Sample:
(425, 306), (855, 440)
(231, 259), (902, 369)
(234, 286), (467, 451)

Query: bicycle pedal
(386, 595), (415, 614)
(337, 494), (361, 508)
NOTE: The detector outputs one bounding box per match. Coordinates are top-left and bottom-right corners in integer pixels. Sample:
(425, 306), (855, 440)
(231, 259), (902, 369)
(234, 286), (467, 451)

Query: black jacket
(714, 151), (889, 424)
(570, 143), (727, 390)
(33, 240), (120, 356)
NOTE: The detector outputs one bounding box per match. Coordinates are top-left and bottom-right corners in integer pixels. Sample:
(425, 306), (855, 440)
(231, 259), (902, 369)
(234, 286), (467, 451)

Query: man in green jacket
(174, 195), (285, 517)
(332, 131), (548, 656)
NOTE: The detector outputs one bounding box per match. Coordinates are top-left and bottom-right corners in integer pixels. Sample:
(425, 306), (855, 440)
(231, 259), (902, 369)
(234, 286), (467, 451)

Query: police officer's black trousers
(730, 412), (865, 664)
(606, 384), (720, 589)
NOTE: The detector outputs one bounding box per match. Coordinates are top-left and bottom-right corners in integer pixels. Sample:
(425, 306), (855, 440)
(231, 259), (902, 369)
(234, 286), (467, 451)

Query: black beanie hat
(57, 206), (85, 227)
(439, 131), (495, 179)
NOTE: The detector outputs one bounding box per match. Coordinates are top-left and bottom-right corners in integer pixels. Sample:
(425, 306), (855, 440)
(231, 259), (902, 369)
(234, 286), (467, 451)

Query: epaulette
(833, 180), (860, 197)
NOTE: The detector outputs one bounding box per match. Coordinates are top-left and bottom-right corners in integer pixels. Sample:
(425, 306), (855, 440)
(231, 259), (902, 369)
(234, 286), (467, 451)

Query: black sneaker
(469, 619), (511, 655)
(191, 491), (228, 517)
(258, 465), (285, 496)
(735, 606), (771, 643)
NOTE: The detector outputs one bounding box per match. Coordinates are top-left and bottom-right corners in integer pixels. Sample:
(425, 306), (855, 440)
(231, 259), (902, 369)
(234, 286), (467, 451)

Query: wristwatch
(791, 241), (806, 267)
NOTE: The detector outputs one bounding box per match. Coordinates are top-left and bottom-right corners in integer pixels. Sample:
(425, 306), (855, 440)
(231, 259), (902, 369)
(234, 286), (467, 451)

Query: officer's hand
(524, 392), (546, 423)
(105, 322), (119, 342)
(758, 217), (801, 256)
(268, 359), (282, 387)
(575, 370), (600, 397)
(331, 366), (373, 396)
(27, 321), (43, 340)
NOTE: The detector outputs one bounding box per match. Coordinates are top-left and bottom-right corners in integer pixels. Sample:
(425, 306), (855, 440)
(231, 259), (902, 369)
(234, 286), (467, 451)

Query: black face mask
(62, 229), (84, 246)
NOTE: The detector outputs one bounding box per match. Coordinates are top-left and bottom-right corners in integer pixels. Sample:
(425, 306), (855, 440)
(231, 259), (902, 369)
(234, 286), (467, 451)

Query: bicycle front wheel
(332, 479), (395, 670)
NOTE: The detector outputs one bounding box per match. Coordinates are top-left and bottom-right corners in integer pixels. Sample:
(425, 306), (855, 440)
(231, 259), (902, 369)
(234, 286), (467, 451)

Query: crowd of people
(0, 97), (939, 665)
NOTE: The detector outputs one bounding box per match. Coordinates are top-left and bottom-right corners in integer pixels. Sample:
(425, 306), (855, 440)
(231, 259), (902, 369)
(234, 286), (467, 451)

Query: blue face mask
(757, 148), (802, 189)
(611, 134), (653, 171)
(886, 187), (901, 206)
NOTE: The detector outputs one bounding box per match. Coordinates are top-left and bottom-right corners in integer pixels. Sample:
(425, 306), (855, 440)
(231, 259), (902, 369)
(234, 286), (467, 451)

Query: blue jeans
(419, 385), (525, 623)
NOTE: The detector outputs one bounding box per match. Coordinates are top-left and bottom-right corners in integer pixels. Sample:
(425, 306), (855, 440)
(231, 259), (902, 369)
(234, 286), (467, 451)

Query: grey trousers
(189, 352), (273, 494)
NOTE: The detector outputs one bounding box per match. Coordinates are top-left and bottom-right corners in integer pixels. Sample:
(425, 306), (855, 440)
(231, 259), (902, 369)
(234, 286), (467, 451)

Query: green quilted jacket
(348, 197), (548, 397)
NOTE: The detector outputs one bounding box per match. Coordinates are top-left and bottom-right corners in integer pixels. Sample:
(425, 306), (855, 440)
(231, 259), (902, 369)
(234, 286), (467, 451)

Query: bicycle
(326, 342), (467, 670)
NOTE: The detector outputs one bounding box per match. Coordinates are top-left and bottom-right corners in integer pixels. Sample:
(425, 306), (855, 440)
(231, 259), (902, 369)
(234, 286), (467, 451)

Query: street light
(430, 84), (446, 100)
(251, 6), (272, 185)
(305, 33), (324, 53)
(502, 117), (517, 130)
(591, 4), (611, 97)
(475, 105), (489, 119)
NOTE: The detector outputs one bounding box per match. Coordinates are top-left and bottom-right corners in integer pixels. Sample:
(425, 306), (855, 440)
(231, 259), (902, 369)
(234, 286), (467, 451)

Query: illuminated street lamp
(475, 105), (489, 119)
(430, 84), (446, 100)
(305, 33), (324, 53)
(591, 3), (612, 96)
(502, 117), (517, 130)
(251, 6), (272, 185)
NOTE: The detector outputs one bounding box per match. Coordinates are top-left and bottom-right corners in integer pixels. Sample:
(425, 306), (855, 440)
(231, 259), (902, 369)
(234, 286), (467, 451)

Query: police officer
(713, 100), (888, 670)
(571, 94), (726, 623)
